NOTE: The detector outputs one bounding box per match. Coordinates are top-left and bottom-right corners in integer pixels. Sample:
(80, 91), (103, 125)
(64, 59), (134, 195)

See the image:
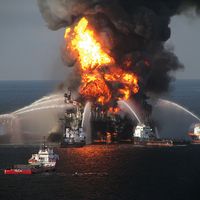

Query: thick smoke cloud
(37, 0), (199, 96)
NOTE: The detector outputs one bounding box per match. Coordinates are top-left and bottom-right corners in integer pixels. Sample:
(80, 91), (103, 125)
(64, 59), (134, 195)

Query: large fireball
(64, 17), (139, 105)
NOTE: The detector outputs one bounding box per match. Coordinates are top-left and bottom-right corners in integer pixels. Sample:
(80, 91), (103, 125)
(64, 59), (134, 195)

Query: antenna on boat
(43, 136), (46, 149)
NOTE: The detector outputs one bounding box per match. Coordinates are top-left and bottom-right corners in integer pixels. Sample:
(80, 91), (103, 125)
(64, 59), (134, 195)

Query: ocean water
(0, 80), (200, 200)
(0, 80), (199, 116)
(0, 145), (200, 200)
(0, 80), (58, 114)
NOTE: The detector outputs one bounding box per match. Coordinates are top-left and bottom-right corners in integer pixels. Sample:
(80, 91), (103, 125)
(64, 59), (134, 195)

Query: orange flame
(108, 107), (120, 114)
(64, 17), (113, 71)
(64, 17), (139, 105)
(80, 73), (111, 104)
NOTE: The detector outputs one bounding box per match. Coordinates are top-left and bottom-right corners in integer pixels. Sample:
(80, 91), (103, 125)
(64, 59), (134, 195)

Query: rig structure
(60, 90), (175, 147)
(60, 90), (85, 147)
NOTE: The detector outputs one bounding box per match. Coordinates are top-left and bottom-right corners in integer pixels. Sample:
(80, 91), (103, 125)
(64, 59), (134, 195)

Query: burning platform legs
(60, 91), (86, 147)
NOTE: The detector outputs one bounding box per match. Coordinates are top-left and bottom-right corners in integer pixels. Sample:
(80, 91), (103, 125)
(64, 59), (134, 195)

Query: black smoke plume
(37, 0), (199, 112)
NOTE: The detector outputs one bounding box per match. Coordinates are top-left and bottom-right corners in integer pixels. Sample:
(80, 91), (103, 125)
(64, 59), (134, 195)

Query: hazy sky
(0, 0), (200, 80)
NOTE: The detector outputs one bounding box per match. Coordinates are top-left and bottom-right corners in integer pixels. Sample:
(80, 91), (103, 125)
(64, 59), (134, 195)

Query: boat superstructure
(133, 123), (155, 141)
(4, 139), (59, 175)
(188, 123), (200, 144)
(28, 143), (59, 167)
(133, 123), (173, 146)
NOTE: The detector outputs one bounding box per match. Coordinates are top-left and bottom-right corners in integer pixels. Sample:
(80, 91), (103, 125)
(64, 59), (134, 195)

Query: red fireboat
(4, 141), (59, 175)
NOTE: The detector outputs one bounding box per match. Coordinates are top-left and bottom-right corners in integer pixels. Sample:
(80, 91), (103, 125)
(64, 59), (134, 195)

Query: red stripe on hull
(4, 169), (32, 175)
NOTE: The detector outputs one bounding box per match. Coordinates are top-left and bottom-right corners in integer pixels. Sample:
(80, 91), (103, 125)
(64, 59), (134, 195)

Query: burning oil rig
(58, 16), (160, 147)
(36, 0), (200, 147)
(60, 89), (161, 147)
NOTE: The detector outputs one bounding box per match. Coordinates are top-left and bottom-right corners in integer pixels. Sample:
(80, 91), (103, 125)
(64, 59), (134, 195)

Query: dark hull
(191, 140), (200, 144)
(31, 166), (55, 173)
(60, 142), (85, 148)
(134, 140), (173, 147)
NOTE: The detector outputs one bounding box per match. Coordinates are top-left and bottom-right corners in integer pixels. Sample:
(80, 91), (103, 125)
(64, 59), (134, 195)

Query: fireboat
(4, 138), (59, 175)
(133, 123), (173, 147)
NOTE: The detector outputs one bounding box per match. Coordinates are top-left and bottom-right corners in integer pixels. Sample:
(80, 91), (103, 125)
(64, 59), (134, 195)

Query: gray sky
(0, 0), (200, 80)
(0, 0), (67, 80)
(169, 11), (200, 79)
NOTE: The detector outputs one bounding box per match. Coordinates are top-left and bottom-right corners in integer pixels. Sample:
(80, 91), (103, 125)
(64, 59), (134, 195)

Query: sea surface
(0, 79), (199, 116)
(0, 80), (58, 114)
(0, 80), (200, 200)
(1, 145), (200, 200)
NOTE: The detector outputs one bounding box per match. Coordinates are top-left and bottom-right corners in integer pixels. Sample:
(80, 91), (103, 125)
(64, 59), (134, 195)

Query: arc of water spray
(13, 94), (63, 114)
(81, 102), (92, 144)
(81, 102), (90, 128)
(15, 104), (72, 115)
(118, 100), (142, 123)
(0, 114), (16, 125)
(31, 94), (61, 105)
(158, 99), (200, 121)
(0, 114), (15, 119)
(14, 97), (64, 114)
